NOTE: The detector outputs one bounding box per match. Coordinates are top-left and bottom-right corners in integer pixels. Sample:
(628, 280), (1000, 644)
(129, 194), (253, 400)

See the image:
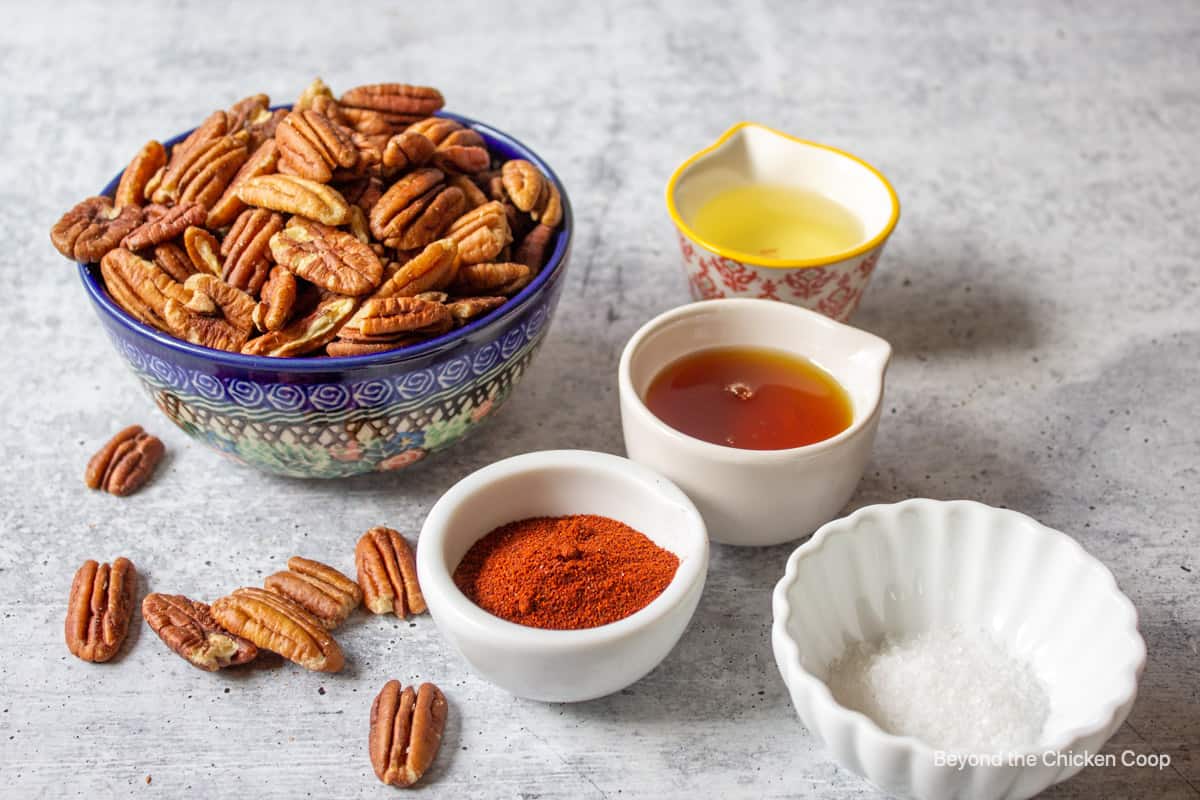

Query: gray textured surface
(2, 0), (1197, 797)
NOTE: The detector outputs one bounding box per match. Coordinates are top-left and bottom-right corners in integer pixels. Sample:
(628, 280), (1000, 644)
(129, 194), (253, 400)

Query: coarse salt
(827, 627), (1050, 753)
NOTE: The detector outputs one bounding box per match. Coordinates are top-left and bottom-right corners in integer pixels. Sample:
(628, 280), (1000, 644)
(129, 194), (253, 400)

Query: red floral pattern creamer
(678, 232), (883, 322)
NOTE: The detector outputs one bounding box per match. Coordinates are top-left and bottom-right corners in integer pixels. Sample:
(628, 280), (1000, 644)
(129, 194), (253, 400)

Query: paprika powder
(453, 514), (680, 630)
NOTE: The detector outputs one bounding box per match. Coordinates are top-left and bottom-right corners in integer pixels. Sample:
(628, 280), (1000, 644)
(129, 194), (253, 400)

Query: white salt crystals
(827, 627), (1050, 753)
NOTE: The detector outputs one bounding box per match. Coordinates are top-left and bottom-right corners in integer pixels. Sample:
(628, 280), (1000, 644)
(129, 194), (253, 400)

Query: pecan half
(246, 108), (288, 151)
(369, 168), (464, 251)
(354, 297), (451, 338)
(222, 207), (284, 295)
(341, 83), (444, 125)
(183, 226), (222, 276)
(65, 557), (136, 663)
(50, 197), (143, 262)
(533, 179), (563, 228)
(269, 217), (383, 296)
(152, 242), (198, 283)
(252, 265), (297, 332)
(369, 680), (447, 788)
(381, 131), (436, 175)
(407, 117), (489, 174)
(152, 131), (249, 209)
(500, 159), (546, 213)
(121, 202), (206, 251)
(277, 110), (358, 183)
(163, 274), (255, 352)
(295, 77), (334, 112)
(235, 174), (351, 226)
(356, 527), (425, 618)
(114, 140), (167, 208)
(446, 296), (506, 324)
(374, 239), (459, 299)
(326, 339), (413, 357)
(172, 110), (229, 162)
(514, 223), (555, 271)
(241, 293), (358, 357)
(142, 593), (257, 671)
(207, 138), (280, 229)
(264, 556), (363, 630)
(100, 248), (195, 331)
(446, 201), (511, 265)
(450, 262), (533, 296)
(210, 587), (344, 672)
(84, 425), (165, 496)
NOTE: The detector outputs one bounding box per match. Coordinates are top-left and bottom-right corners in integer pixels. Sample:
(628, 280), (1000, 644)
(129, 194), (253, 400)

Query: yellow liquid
(690, 184), (864, 261)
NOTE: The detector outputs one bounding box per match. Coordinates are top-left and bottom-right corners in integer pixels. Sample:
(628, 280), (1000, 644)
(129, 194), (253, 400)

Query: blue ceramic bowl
(78, 111), (572, 478)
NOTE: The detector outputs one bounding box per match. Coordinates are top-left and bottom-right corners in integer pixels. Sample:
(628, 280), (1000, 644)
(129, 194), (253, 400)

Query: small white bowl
(417, 449), (708, 702)
(772, 499), (1146, 800)
(618, 298), (891, 546)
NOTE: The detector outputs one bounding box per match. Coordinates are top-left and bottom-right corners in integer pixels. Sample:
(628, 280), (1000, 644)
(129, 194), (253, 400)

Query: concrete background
(2, 0), (1197, 797)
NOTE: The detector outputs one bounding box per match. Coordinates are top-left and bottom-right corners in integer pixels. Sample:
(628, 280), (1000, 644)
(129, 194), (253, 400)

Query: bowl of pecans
(52, 79), (572, 478)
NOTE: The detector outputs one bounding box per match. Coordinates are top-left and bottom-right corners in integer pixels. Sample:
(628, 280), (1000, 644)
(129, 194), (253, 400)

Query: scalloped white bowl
(772, 499), (1145, 800)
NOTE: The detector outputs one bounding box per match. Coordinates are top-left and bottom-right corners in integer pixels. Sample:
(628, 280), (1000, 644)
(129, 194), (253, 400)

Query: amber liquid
(644, 346), (852, 450)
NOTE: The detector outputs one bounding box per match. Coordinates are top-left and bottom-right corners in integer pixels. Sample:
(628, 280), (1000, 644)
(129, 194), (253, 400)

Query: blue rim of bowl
(76, 109), (573, 373)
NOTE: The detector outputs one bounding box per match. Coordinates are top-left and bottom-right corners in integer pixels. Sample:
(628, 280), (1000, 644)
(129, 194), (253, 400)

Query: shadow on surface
(853, 257), (1041, 359)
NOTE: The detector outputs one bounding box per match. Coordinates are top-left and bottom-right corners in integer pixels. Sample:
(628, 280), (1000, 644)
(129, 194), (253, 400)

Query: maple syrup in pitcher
(644, 346), (852, 450)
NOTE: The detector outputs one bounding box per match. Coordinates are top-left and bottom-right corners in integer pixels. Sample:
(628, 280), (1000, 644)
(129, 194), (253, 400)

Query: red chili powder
(452, 514), (681, 630)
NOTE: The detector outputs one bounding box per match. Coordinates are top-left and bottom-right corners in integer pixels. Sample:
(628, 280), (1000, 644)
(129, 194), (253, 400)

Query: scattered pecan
(277, 109), (358, 183)
(450, 262), (533, 296)
(269, 217), (383, 296)
(264, 556), (363, 630)
(65, 557), (136, 663)
(121, 202), (206, 251)
(163, 274), (255, 352)
(207, 138), (280, 229)
(341, 83), (444, 125)
(142, 593), (257, 671)
(252, 265), (297, 332)
(152, 242), (198, 283)
(369, 680), (447, 788)
(210, 587), (344, 672)
(152, 131), (249, 209)
(369, 168), (464, 250)
(235, 173), (351, 226)
(407, 117), (489, 174)
(514, 223), (555, 271)
(50, 197), (143, 262)
(183, 226), (222, 276)
(446, 201), (512, 265)
(445, 295), (506, 324)
(381, 131), (436, 175)
(84, 425), (165, 496)
(222, 207), (284, 295)
(356, 527), (425, 618)
(241, 293), (358, 357)
(114, 140), (167, 208)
